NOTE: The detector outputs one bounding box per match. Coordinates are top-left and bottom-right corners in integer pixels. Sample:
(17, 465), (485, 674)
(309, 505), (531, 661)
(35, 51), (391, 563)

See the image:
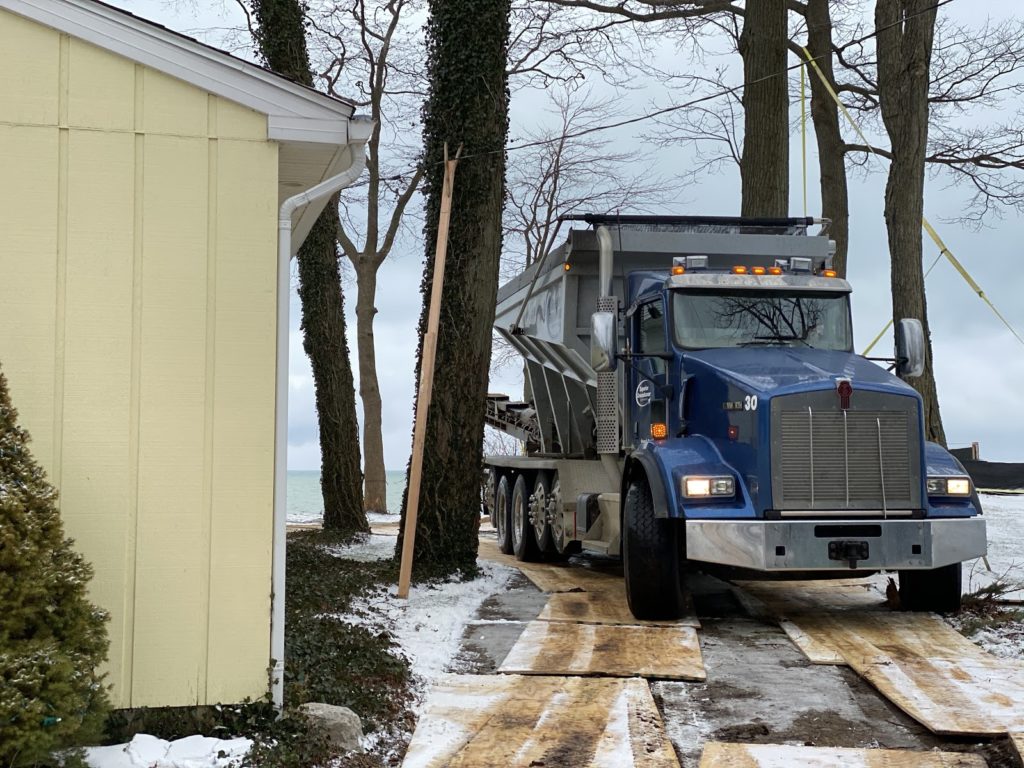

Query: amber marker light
(768, 266), (783, 275)
(672, 266), (685, 276)
(751, 266), (766, 275)
(563, 262), (571, 271)
(732, 266), (748, 275)
(650, 422), (668, 440)
(822, 269), (838, 278)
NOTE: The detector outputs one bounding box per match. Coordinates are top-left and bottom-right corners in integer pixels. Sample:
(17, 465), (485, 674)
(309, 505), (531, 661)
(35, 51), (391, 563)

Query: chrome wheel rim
(550, 477), (564, 551)
(532, 483), (547, 541)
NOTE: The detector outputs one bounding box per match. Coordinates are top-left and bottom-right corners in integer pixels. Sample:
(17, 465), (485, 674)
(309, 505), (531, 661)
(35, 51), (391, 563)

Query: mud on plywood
(477, 538), (622, 594)
(540, 585), (701, 629)
(736, 580), (1024, 736)
(498, 620), (705, 680)
(402, 674), (679, 768)
(698, 741), (986, 768)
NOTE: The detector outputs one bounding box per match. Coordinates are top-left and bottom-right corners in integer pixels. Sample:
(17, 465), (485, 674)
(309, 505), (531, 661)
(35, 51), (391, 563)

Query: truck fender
(622, 449), (672, 519)
(924, 441), (983, 515)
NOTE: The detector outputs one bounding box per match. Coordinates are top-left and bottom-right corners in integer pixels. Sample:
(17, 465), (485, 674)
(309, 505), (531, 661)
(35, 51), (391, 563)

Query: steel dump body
(492, 220), (832, 456)
(484, 216), (985, 616)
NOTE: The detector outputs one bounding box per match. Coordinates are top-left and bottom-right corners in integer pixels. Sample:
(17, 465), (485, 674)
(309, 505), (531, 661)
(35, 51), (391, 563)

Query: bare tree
(875, 0), (944, 443)
(504, 86), (673, 271)
(303, 0), (426, 514)
(246, 0), (367, 534)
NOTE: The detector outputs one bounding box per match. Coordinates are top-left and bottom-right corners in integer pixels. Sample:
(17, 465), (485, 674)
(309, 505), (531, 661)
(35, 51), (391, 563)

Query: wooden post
(398, 144), (460, 599)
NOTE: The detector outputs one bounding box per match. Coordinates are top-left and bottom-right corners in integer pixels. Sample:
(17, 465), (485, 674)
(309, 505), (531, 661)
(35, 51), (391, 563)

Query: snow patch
(345, 561), (515, 690)
(84, 734), (251, 768)
(323, 532), (396, 562)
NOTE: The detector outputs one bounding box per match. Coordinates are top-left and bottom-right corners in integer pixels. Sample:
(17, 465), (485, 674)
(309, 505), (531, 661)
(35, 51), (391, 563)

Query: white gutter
(271, 144), (367, 708)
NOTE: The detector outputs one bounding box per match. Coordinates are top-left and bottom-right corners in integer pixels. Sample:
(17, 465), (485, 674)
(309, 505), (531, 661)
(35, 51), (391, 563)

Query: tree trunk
(250, 0), (368, 532)
(875, 0), (946, 444)
(738, 0), (790, 218)
(804, 0), (851, 276)
(396, 0), (511, 578)
(355, 262), (388, 512)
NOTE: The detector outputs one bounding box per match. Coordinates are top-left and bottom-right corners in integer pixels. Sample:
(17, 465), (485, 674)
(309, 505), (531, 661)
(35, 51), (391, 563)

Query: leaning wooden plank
(499, 620), (705, 680)
(540, 585), (701, 629)
(698, 741), (986, 767)
(402, 674), (679, 768)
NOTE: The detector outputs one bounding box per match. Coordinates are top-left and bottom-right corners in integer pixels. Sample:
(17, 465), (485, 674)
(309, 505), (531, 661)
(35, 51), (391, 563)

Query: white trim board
(1, 0), (356, 142)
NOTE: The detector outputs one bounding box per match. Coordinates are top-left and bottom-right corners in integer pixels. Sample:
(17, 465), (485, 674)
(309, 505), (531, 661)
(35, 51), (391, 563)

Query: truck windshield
(672, 289), (853, 350)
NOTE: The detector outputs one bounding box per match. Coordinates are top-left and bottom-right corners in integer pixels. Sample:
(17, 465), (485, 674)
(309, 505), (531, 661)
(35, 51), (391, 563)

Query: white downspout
(271, 144), (367, 708)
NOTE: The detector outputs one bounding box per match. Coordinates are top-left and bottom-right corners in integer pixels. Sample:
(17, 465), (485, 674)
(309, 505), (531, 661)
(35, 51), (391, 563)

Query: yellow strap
(921, 219), (1024, 346)
(800, 46), (1024, 353)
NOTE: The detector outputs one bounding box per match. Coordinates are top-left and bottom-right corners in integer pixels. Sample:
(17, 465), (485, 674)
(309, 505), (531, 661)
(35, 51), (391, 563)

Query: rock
(299, 703), (363, 753)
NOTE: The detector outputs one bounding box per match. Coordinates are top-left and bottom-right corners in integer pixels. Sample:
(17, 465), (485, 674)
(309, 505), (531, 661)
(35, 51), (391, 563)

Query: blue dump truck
(484, 215), (986, 619)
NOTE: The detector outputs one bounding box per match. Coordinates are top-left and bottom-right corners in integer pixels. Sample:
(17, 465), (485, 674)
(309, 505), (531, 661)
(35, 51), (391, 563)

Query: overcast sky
(117, 0), (1024, 467)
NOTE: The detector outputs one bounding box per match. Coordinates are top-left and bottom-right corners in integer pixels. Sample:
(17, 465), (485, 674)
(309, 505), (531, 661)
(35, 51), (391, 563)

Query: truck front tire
(623, 478), (686, 620)
(898, 563), (963, 614)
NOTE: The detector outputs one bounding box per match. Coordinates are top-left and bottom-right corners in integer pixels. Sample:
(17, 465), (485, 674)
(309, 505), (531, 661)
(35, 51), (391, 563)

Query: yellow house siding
(0, 10), (278, 708)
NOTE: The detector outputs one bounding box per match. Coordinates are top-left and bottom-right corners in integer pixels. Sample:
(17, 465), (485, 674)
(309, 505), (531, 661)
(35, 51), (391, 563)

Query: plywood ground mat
(735, 580), (1024, 736)
(402, 674), (679, 768)
(477, 537), (623, 593)
(499, 619), (705, 680)
(698, 742), (985, 768)
(540, 584), (701, 628)
(1012, 733), (1024, 762)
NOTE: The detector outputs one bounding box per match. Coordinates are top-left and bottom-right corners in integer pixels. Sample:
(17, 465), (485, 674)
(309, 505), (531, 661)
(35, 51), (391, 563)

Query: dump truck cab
(486, 215), (986, 619)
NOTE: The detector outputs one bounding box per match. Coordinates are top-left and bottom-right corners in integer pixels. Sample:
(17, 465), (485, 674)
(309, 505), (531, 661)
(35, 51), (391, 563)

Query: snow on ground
(963, 494), (1024, 598)
(325, 524), (516, 756)
(947, 493), (1024, 660)
(84, 734), (251, 768)
(324, 531), (398, 562)
(344, 560), (516, 688)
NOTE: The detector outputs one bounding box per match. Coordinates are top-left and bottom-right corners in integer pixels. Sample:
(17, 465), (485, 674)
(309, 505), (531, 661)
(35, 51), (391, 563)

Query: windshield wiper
(739, 335), (816, 348)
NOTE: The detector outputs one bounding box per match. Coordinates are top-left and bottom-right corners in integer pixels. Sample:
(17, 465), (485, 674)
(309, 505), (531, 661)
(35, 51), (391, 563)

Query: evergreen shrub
(0, 366), (111, 765)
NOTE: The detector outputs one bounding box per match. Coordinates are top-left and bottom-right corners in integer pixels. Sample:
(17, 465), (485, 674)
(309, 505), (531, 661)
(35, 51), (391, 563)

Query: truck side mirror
(590, 311), (618, 372)
(895, 318), (925, 378)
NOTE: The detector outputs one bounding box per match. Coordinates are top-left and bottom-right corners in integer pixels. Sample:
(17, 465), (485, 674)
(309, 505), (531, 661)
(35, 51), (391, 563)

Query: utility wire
(436, 0), (957, 166)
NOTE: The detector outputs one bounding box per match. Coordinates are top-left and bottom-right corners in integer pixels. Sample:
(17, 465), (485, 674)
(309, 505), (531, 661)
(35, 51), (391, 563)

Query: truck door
(629, 298), (668, 447)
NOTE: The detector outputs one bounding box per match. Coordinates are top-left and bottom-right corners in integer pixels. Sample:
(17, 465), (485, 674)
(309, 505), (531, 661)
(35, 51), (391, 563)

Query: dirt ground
(452, 552), (1022, 768)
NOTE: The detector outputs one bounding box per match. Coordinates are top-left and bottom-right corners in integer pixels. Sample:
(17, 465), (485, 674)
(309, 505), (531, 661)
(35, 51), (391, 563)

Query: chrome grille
(773, 393), (921, 511)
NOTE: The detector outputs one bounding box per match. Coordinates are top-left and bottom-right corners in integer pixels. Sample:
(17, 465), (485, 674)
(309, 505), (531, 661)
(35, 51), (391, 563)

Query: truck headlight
(926, 476), (972, 497)
(683, 475), (735, 498)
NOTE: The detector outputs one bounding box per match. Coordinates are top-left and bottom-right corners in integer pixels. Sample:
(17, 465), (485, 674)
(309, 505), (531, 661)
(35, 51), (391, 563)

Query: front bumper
(685, 517), (986, 571)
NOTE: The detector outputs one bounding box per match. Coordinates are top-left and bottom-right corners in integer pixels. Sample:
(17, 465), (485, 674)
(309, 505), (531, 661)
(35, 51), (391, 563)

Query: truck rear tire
(532, 473), (556, 555)
(494, 474), (513, 555)
(623, 478), (685, 620)
(898, 563), (962, 614)
(512, 474), (542, 562)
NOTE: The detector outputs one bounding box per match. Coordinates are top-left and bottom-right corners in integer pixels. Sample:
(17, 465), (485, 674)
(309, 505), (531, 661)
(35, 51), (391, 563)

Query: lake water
(287, 469), (406, 523)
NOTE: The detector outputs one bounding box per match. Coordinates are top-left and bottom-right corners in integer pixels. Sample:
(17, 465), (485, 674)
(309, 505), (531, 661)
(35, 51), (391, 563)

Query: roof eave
(1, 0), (356, 132)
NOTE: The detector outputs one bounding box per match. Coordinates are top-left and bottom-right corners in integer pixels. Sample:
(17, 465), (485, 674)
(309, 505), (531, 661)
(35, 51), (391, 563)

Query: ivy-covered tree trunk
(249, 0), (367, 533)
(396, 0), (511, 577)
(738, 0), (790, 217)
(0, 365), (111, 765)
(876, 0), (946, 444)
(805, 0), (851, 276)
